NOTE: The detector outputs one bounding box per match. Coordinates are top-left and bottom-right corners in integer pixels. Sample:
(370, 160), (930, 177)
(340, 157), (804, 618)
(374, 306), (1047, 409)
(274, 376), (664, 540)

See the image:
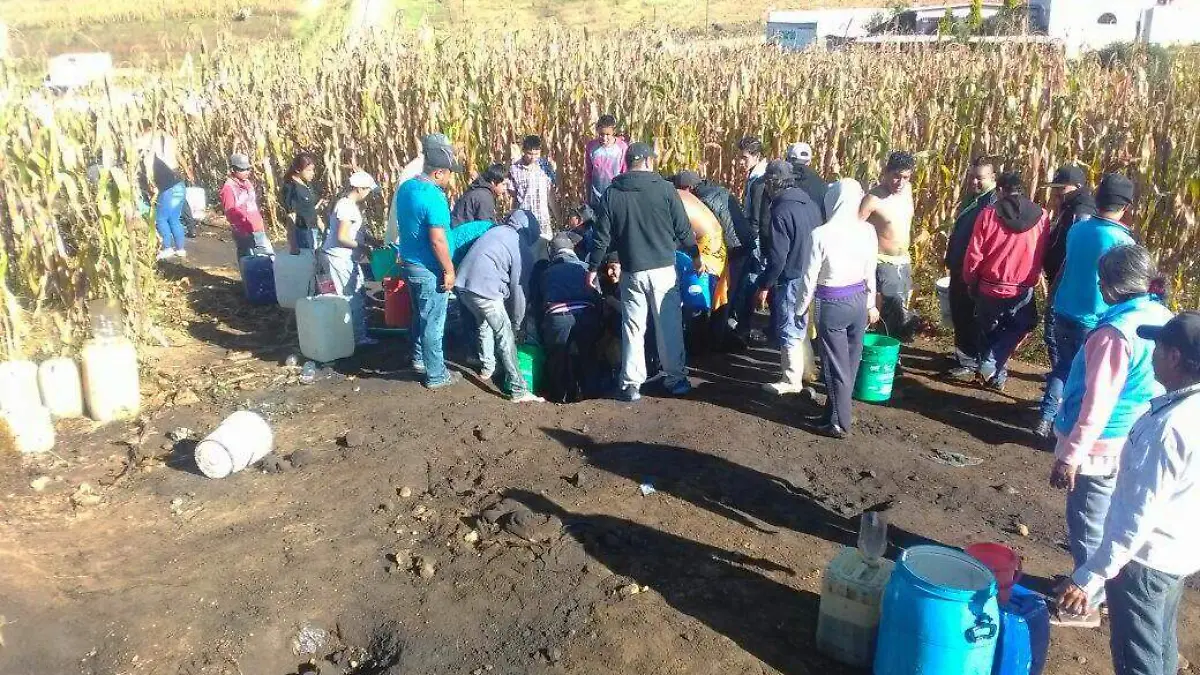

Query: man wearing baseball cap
(587, 141), (699, 402)
(396, 132), (465, 389)
(785, 141), (827, 220)
(220, 153), (274, 259)
(1037, 173), (1137, 438)
(1056, 311), (1200, 675)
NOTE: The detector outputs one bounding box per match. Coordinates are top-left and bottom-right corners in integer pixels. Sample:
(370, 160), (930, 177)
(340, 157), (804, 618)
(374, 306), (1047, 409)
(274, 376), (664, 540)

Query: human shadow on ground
(507, 489), (859, 675)
(887, 374), (1039, 447)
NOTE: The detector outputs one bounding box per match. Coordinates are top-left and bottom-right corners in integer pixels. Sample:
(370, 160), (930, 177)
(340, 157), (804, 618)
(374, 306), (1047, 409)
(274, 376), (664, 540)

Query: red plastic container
(966, 542), (1022, 603)
(383, 277), (412, 329)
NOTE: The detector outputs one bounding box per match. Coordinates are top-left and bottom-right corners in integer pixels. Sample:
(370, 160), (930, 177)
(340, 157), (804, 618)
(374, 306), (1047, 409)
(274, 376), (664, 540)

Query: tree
(967, 0), (984, 32)
(937, 8), (956, 37)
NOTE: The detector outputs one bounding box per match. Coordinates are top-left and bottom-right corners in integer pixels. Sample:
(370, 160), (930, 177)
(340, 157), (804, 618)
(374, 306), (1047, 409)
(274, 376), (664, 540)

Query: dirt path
(1, 226), (1196, 675)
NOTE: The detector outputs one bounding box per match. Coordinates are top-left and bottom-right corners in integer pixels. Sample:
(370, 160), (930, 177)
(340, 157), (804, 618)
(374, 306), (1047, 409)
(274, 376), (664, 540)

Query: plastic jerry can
(816, 546), (895, 667)
(0, 405), (55, 454)
(993, 585), (1050, 675)
(38, 357), (85, 419)
(273, 250), (317, 309)
(81, 337), (141, 423)
(296, 295), (354, 363)
(0, 360), (42, 413)
(239, 254), (277, 305)
(383, 277), (412, 328)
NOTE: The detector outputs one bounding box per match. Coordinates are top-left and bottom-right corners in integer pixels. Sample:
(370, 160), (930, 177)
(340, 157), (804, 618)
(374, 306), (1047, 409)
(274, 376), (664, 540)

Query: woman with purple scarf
(795, 178), (881, 439)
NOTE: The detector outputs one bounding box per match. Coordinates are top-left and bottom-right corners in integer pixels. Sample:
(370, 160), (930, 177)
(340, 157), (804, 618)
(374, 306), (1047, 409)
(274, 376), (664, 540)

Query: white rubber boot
(764, 342), (807, 395)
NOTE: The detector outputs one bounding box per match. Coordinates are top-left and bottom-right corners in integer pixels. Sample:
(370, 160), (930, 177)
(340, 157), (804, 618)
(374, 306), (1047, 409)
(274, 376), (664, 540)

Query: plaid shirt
(509, 157), (556, 238)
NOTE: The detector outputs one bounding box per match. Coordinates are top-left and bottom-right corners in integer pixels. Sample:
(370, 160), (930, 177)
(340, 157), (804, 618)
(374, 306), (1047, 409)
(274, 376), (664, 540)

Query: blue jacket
(1052, 216), (1136, 328)
(1055, 295), (1173, 440)
(531, 248), (600, 314)
(758, 186), (823, 289)
(454, 210), (539, 327)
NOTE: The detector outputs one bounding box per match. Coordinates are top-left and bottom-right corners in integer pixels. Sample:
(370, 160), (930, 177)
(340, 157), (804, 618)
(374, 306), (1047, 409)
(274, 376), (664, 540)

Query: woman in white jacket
(795, 178), (881, 439)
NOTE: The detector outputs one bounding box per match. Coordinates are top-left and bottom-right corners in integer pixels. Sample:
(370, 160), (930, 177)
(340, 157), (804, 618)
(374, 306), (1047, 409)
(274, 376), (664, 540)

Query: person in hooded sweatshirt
(587, 142), (699, 403)
(963, 171), (1051, 391)
(785, 142), (828, 221)
(454, 209), (545, 404)
(530, 231), (604, 403)
(451, 163), (509, 227)
(754, 161), (824, 396)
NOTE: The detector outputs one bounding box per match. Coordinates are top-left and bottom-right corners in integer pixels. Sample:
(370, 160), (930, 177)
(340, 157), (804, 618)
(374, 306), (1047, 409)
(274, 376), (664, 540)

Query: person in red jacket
(963, 171), (1050, 391)
(219, 153), (274, 258)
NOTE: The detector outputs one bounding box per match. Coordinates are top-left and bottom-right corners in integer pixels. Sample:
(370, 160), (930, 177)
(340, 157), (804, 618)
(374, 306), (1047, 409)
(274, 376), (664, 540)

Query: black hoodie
(758, 186), (823, 289)
(1043, 188), (1097, 283)
(589, 171), (698, 274)
(451, 176), (498, 227)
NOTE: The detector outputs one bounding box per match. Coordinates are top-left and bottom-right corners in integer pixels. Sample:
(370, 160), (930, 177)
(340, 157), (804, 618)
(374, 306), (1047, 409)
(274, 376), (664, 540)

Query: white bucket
(194, 411), (274, 478)
(1, 405), (56, 454)
(935, 276), (953, 327)
(38, 357), (85, 419)
(185, 187), (208, 219)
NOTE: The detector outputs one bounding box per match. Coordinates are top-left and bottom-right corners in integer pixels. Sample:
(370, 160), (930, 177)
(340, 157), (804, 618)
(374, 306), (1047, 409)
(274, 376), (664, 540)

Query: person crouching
(531, 232), (603, 403)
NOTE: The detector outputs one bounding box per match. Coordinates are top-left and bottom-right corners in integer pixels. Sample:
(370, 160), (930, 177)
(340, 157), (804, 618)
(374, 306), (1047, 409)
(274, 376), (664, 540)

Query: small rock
(1016, 523), (1030, 537)
(473, 426), (491, 442)
(617, 583), (642, 599)
(289, 448), (316, 468)
(166, 427), (194, 442)
(569, 471), (588, 489)
(503, 509), (544, 541)
(995, 484), (1019, 496)
(170, 497), (184, 509)
(859, 470), (877, 480)
(30, 476), (51, 492)
(173, 389), (201, 406)
(260, 455), (290, 474)
(542, 647), (562, 663)
(70, 483), (102, 508)
(377, 501), (395, 513)
(339, 431), (365, 448)
(416, 558), (436, 580)
(473, 669), (484, 675)
(398, 486), (413, 499)
(411, 504), (428, 518)
(463, 530), (480, 544)
(1076, 655), (1087, 665)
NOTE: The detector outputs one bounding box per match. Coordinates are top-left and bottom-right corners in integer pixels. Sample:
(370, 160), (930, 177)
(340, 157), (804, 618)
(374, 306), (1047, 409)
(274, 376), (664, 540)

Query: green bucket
(370, 248), (398, 281)
(853, 333), (902, 403)
(516, 344), (544, 394)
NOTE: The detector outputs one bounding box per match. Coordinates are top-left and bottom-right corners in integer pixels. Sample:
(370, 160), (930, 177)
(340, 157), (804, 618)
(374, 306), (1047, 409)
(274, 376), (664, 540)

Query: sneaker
(174, 249), (187, 259)
(617, 386), (642, 403)
(803, 421), (848, 440)
(984, 376), (1007, 393)
(478, 368), (495, 381)
(1033, 418), (1054, 439)
(156, 248), (176, 261)
(509, 392), (545, 403)
(666, 379), (692, 396)
(425, 372), (462, 390)
(1049, 609), (1101, 628)
(944, 366), (976, 382)
(412, 361), (427, 375)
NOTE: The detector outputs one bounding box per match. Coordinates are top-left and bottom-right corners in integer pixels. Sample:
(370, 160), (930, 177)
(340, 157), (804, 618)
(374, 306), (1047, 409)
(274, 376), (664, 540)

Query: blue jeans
(459, 290), (526, 397)
(733, 253), (763, 338)
(1107, 560), (1184, 675)
(155, 182), (187, 251)
(974, 290), (1037, 385)
(1040, 314), (1089, 422)
(322, 251), (366, 344)
(401, 262), (450, 386)
(769, 277), (805, 348)
(1066, 472), (1116, 605)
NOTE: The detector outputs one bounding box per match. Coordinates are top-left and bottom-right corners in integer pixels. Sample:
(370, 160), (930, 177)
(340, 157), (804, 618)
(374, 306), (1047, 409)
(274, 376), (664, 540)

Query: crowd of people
(142, 113), (1200, 675)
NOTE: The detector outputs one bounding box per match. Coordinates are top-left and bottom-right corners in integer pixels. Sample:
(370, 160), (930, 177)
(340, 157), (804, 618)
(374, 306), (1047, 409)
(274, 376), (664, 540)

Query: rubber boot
(764, 342), (807, 395)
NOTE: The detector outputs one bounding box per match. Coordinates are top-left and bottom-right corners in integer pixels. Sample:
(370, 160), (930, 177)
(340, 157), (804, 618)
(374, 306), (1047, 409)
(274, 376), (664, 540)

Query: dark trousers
(876, 261), (918, 341)
(1040, 313), (1089, 422)
(1107, 561), (1185, 675)
(817, 290), (868, 430)
(974, 289), (1037, 385)
(712, 248), (745, 349)
(541, 309), (602, 403)
(948, 274), (979, 366)
(732, 250), (763, 338)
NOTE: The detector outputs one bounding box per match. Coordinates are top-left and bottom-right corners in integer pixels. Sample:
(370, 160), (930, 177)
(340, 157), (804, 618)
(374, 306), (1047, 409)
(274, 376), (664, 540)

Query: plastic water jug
(682, 271), (713, 312)
(817, 546), (895, 667)
(0, 405), (55, 454)
(993, 585), (1050, 675)
(240, 255), (277, 305)
(38, 357), (85, 419)
(874, 545), (1000, 675)
(383, 277), (412, 328)
(296, 295), (354, 363)
(273, 250), (317, 309)
(0, 360), (42, 413)
(185, 187), (207, 219)
(195, 410), (274, 478)
(81, 337), (141, 423)
(935, 276), (952, 326)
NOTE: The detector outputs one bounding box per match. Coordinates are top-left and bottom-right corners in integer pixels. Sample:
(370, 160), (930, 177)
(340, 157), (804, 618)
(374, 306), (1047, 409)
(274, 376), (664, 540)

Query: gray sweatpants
(621, 265), (687, 390)
(816, 290), (868, 430)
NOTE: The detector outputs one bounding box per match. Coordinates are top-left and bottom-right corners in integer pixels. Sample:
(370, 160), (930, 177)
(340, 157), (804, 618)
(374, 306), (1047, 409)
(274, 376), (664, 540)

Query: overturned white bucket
(195, 411), (273, 478)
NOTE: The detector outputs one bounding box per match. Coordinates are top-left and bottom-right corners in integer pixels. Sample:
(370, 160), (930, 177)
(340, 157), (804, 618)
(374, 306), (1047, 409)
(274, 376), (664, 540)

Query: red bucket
(966, 542), (1022, 602)
(383, 277), (412, 329)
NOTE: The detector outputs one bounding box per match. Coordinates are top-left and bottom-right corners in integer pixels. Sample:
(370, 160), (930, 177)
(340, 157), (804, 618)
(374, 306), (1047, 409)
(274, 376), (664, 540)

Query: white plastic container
(274, 250), (318, 309)
(81, 337), (141, 423)
(38, 357), (85, 419)
(0, 405), (56, 454)
(0, 360), (42, 413)
(185, 186), (208, 219)
(816, 546), (895, 667)
(296, 295), (354, 363)
(195, 410), (274, 478)
(935, 276), (952, 327)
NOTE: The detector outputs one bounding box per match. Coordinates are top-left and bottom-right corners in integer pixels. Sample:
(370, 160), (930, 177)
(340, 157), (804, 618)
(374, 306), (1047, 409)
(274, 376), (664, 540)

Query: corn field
(1, 31), (1199, 360)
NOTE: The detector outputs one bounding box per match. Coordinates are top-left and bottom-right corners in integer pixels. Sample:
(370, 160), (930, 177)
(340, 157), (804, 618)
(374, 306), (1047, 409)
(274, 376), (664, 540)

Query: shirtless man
(859, 150), (920, 341)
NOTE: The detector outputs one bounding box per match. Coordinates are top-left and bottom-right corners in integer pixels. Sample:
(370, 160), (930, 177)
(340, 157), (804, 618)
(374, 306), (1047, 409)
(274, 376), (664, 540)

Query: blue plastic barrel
(993, 585), (1050, 675)
(874, 545), (1000, 675)
(240, 255), (277, 305)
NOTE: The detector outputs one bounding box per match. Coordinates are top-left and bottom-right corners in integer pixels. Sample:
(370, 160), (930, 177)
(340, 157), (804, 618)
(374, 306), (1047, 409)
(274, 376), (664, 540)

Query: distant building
(44, 53), (114, 93)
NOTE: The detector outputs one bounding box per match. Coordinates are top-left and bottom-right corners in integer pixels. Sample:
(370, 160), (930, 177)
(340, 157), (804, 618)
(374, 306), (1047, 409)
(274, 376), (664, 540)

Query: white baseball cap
(786, 142), (814, 165)
(348, 171), (378, 190)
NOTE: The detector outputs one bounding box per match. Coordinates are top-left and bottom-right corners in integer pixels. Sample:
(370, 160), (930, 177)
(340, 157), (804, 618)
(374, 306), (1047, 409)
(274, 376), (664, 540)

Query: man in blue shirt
(1036, 174), (1137, 438)
(397, 134), (464, 389)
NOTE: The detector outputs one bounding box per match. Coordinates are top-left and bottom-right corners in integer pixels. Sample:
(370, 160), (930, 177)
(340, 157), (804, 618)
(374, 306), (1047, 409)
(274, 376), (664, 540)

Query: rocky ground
(0, 225), (1196, 675)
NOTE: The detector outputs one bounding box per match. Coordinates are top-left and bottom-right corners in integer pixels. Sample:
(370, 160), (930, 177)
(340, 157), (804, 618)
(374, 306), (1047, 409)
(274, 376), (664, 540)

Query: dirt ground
(1, 225), (1197, 675)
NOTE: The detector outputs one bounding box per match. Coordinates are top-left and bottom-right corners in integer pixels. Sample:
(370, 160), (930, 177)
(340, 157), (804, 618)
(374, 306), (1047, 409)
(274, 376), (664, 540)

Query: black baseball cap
(626, 142), (656, 164)
(672, 170), (702, 189)
(1137, 312), (1200, 363)
(1048, 165), (1087, 188)
(1096, 174), (1135, 210)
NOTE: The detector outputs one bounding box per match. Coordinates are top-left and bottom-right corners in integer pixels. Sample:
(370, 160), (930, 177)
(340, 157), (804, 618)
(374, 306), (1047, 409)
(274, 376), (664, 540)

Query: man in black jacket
(1042, 164), (1097, 373)
(754, 161), (824, 395)
(451, 163), (509, 226)
(786, 141), (828, 220)
(588, 142), (699, 402)
(734, 136), (770, 345)
(943, 156), (998, 380)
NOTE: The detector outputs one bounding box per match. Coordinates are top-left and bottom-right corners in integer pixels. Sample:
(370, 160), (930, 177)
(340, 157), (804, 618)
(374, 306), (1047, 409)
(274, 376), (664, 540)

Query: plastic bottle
(300, 361), (317, 384)
(858, 511), (888, 564)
